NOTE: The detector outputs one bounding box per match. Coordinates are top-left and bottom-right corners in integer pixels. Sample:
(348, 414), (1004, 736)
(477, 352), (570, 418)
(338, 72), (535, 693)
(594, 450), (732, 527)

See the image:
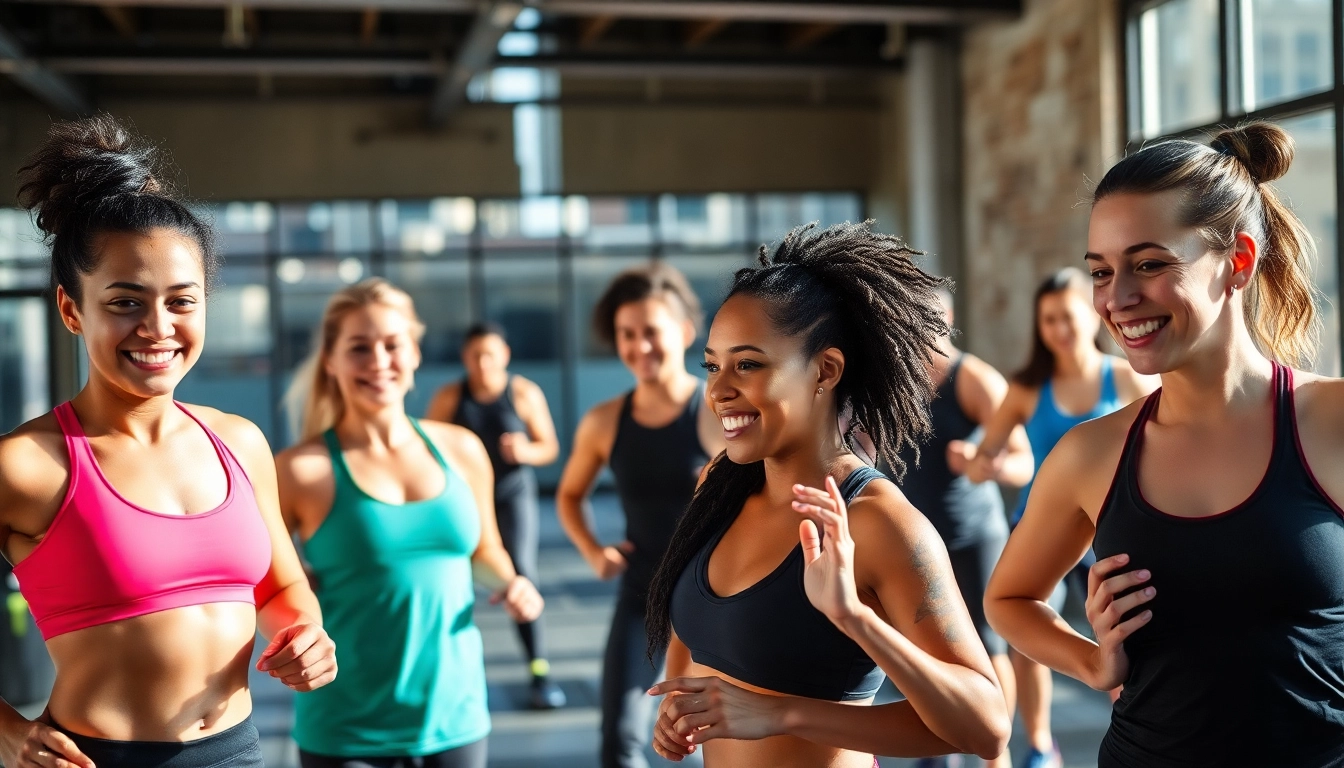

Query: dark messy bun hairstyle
(16, 114), (216, 304)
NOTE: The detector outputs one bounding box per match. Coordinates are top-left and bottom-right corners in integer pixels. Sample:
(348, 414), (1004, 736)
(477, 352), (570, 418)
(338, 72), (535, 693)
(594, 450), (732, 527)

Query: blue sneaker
(1017, 741), (1061, 768)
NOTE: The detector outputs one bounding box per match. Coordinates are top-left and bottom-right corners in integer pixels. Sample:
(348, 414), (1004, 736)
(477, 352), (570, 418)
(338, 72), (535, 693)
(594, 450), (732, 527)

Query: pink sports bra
(12, 402), (273, 640)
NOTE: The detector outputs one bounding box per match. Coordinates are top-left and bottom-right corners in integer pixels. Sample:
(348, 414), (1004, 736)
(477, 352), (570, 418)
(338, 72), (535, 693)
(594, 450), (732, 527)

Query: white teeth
(128, 350), (176, 364)
(720, 414), (758, 432)
(1120, 319), (1165, 339)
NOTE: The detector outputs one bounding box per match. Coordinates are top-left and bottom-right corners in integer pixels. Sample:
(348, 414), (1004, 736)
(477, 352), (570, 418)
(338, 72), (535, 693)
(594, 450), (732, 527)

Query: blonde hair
(1094, 121), (1320, 368)
(283, 278), (426, 442)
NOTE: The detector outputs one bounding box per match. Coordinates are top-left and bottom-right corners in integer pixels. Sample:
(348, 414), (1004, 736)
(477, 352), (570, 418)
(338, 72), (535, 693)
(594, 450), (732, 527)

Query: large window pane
(1239, 0), (1332, 111)
(277, 201), (373, 256)
(1139, 0), (1221, 136)
(564, 196), (654, 251)
(480, 198), (563, 248)
(378, 199), (474, 256)
(178, 262), (276, 439)
(0, 297), (49, 433)
(658, 194), (749, 248)
(756, 193), (863, 244)
(1273, 111), (1340, 375)
(199, 202), (274, 257)
(0, 210), (48, 291)
(384, 257), (472, 420)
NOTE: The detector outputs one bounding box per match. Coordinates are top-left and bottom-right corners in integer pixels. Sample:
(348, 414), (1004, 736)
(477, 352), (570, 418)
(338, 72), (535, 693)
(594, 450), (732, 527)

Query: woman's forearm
(777, 698), (958, 758)
(985, 596), (1100, 686)
(257, 580), (323, 639)
(837, 607), (1008, 759)
(473, 541), (520, 586)
(556, 492), (602, 559)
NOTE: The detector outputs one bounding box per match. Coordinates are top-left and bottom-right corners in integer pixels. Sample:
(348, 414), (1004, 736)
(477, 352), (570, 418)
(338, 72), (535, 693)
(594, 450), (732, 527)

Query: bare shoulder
(185, 404), (271, 458)
(1292, 370), (1344, 435)
(511, 375), (545, 401)
(0, 413), (70, 516)
(958, 353), (1008, 388)
(274, 435), (335, 488)
(1058, 397), (1144, 463)
(845, 475), (933, 563)
(418, 419), (490, 471)
(579, 395), (625, 439)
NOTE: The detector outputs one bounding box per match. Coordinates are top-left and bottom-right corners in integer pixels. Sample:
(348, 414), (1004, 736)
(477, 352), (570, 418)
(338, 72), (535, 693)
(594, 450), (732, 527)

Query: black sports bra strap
(838, 465), (886, 504)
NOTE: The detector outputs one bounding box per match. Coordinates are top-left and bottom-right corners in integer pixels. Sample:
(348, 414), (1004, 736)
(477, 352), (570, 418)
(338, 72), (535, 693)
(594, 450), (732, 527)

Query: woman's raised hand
(1083, 553), (1154, 691)
(257, 622), (338, 692)
(793, 476), (865, 627)
(491, 575), (544, 623)
(647, 676), (785, 761)
(0, 717), (95, 768)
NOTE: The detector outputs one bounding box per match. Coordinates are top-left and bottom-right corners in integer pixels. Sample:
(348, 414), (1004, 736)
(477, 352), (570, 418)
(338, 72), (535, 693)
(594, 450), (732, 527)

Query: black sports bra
(669, 465), (888, 701)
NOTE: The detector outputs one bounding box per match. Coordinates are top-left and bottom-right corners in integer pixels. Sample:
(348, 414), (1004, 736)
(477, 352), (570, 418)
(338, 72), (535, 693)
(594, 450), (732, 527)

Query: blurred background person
(557, 263), (723, 768)
(427, 321), (565, 710)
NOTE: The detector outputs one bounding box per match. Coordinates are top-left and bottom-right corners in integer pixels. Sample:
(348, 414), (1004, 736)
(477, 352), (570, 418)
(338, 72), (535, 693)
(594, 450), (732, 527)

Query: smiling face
(613, 296), (696, 383)
(462, 332), (510, 387)
(1036, 287), (1100, 361)
(1087, 189), (1246, 374)
(702, 294), (843, 465)
(58, 228), (207, 400)
(325, 303), (422, 413)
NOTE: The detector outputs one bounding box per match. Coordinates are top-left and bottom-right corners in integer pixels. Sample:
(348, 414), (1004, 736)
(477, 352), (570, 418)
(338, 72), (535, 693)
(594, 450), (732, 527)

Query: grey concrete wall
(560, 104), (883, 195)
(0, 98), (523, 203)
(959, 0), (1122, 371)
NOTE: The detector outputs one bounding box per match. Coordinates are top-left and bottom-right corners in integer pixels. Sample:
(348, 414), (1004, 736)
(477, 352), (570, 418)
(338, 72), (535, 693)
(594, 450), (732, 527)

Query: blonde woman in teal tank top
(276, 279), (544, 768)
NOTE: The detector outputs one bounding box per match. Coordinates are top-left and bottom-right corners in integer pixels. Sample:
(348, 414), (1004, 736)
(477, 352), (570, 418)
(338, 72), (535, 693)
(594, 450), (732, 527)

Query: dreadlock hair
(645, 220), (949, 660)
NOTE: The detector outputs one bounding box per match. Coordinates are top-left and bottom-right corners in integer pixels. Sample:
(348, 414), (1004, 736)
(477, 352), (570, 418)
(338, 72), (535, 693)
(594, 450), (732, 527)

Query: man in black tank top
(426, 323), (565, 710)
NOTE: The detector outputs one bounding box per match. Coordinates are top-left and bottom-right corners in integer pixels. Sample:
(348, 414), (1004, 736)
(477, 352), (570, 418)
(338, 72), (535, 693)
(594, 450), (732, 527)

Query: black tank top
(608, 382), (709, 595)
(895, 355), (1007, 550)
(451, 376), (533, 496)
(1093, 363), (1344, 768)
(669, 465), (888, 702)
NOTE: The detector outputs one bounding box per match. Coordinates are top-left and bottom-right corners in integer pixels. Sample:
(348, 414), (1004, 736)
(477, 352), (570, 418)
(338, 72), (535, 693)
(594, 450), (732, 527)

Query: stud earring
(816, 387), (824, 394)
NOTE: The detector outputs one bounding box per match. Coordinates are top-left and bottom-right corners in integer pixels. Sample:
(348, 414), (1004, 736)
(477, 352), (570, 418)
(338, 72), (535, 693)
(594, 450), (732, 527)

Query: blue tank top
(293, 420), (489, 757)
(1012, 356), (1122, 523)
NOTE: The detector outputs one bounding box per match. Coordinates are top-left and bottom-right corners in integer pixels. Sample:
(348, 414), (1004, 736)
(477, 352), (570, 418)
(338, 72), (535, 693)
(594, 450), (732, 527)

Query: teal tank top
(292, 420), (489, 757)
(1011, 356), (1122, 524)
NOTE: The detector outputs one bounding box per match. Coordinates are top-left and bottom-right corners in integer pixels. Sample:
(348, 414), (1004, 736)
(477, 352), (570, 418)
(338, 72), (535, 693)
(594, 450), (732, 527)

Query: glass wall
(0, 191), (863, 485)
(1127, 0), (1343, 375)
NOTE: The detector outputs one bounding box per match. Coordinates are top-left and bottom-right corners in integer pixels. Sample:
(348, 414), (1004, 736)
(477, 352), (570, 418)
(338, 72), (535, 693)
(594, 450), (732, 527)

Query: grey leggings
(600, 584), (665, 768)
(54, 716), (263, 768)
(298, 739), (487, 768)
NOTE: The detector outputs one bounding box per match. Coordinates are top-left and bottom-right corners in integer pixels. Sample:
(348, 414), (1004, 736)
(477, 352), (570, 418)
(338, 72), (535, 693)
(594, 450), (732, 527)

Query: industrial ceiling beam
(684, 18), (729, 48)
(31, 53), (897, 79)
(4, 0), (1019, 24)
(786, 21), (840, 51)
(100, 5), (139, 37)
(577, 14), (615, 48)
(427, 0), (521, 127)
(0, 23), (93, 114)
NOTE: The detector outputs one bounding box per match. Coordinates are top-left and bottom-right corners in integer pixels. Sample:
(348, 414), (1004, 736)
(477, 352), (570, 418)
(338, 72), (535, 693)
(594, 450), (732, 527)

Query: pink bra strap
(51, 402), (88, 487)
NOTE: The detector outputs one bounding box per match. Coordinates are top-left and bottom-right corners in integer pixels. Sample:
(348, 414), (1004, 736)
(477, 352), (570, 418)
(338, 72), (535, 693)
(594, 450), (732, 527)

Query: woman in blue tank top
(643, 223), (1010, 767)
(276, 279), (543, 768)
(987, 123), (1344, 768)
(971, 268), (1154, 768)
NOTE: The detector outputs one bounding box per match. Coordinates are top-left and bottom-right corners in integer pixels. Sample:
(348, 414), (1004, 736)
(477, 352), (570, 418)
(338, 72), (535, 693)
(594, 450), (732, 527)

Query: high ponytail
(283, 278), (426, 442)
(1094, 121), (1320, 367)
(16, 114), (216, 304)
(645, 221), (950, 659)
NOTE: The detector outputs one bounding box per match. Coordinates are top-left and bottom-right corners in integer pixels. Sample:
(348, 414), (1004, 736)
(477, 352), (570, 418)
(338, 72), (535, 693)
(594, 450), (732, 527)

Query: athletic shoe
(1016, 741), (1061, 768)
(528, 677), (567, 710)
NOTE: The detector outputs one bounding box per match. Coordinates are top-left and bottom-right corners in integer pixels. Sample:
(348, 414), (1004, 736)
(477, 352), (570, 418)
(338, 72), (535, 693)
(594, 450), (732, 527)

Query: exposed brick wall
(960, 0), (1121, 372)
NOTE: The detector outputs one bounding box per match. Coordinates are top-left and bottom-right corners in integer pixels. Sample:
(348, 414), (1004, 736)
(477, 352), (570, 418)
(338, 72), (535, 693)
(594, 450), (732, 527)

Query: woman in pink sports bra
(0, 116), (336, 768)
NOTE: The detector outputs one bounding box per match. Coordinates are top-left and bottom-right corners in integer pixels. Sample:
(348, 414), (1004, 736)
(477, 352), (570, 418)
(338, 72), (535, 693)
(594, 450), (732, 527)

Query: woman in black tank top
(985, 123), (1344, 768)
(556, 263), (723, 768)
(644, 223), (1010, 768)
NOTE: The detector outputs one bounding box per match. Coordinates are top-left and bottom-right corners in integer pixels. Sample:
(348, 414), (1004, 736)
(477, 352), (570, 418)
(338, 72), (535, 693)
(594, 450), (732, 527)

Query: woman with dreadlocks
(644, 222), (1010, 767)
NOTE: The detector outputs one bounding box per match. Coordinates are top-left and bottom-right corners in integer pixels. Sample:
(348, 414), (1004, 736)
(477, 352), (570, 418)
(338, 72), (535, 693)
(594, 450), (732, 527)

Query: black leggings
(600, 584), (664, 768)
(53, 716), (263, 768)
(945, 530), (1009, 657)
(496, 475), (546, 667)
(298, 739), (487, 768)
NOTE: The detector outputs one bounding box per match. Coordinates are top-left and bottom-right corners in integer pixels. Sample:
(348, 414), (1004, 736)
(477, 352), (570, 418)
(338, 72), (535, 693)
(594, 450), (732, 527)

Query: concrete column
(904, 32), (966, 323)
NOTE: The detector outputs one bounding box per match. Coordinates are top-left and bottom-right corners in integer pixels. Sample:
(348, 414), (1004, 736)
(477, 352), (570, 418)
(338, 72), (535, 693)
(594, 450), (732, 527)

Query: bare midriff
(44, 602), (257, 742)
(686, 660), (874, 768)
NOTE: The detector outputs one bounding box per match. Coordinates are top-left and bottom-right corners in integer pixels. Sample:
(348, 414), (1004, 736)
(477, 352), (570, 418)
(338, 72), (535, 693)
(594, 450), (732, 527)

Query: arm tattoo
(910, 538), (961, 643)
